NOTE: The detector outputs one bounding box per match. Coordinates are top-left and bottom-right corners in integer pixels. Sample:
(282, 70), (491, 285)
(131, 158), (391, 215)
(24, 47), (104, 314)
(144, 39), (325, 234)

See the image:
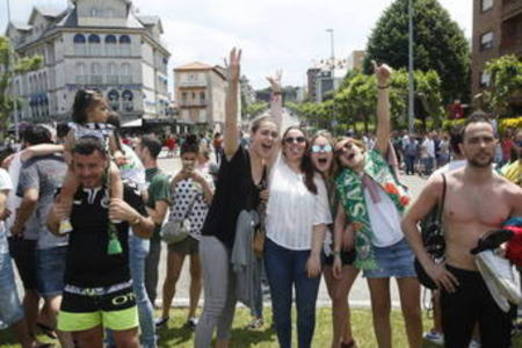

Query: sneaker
(184, 317), (198, 330)
(423, 331), (444, 345)
(247, 317), (264, 330)
(469, 339), (481, 348)
(155, 317), (169, 328)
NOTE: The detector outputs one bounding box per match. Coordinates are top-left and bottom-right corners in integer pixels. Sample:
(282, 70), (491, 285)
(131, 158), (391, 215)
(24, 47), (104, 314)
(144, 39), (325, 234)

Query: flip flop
(37, 322), (58, 340)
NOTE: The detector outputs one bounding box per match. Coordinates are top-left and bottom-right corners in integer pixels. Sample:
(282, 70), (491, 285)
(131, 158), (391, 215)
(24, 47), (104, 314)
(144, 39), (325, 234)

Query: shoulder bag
(414, 173), (447, 289)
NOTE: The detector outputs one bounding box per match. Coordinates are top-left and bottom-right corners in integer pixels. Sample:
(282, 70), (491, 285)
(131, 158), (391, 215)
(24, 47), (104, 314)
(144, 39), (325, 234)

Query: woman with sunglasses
(264, 126), (331, 348)
(308, 131), (359, 348)
(334, 63), (422, 348)
(194, 49), (282, 348)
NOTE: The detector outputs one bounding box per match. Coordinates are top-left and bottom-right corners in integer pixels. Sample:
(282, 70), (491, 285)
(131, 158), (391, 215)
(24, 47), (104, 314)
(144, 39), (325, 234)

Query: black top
(201, 146), (259, 249)
(64, 183), (147, 288)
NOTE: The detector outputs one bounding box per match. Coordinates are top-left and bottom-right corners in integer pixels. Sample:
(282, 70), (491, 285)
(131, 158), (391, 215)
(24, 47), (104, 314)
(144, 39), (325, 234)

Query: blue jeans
(264, 238), (321, 348)
(107, 235), (156, 348)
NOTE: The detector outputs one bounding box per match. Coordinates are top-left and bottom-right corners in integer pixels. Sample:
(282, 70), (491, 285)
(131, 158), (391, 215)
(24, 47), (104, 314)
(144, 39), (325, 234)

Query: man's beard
(468, 155), (494, 168)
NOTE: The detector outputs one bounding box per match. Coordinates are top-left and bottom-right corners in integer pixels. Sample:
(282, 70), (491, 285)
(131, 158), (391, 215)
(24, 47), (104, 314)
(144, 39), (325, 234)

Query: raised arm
(20, 144), (64, 162)
(223, 48), (242, 160)
(374, 62), (392, 154)
(267, 70), (283, 132)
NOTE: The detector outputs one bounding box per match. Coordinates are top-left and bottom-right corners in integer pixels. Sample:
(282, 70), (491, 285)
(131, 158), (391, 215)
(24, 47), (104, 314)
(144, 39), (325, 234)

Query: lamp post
(408, 0), (415, 133)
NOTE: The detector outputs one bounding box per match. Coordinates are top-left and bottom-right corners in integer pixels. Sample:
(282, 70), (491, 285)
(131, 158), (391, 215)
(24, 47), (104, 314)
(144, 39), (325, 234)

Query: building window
(119, 35), (131, 56)
(91, 63), (103, 84)
(200, 92), (206, 103)
(480, 31), (494, 50)
(74, 34), (86, 55)
(108, 89), (120, 111)
(88, 34), (101, 55)
(76, 63), (86, 84)
(105, 34), (117, 55)
(481, 0), (494, 11)
(122, 90), (134, 112)
(107, 63), (118, 84)
(90, 8), (99, 17)
(120, 63), (131, 84)
(479, 71), (491, 87)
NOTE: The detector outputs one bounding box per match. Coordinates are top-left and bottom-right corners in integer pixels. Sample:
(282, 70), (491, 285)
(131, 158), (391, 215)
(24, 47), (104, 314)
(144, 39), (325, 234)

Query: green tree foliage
(0, 36), (42, 139)
(244, 102), (268, 119)
(363, 0), (470, 103)
(289, 69), (443, 133)
(484, 54), (522, 117)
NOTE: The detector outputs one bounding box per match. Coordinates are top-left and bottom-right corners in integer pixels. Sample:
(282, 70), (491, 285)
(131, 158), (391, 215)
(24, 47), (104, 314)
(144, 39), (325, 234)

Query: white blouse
(266, 155), (332, 251)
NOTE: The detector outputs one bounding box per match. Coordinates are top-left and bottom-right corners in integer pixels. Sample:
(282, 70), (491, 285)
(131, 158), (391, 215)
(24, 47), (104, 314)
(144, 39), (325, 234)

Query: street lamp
(408, 0), (415, 133)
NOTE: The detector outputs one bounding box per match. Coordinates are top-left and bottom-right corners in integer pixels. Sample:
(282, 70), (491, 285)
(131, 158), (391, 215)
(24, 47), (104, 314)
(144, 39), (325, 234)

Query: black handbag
(414, 174), (446, 289)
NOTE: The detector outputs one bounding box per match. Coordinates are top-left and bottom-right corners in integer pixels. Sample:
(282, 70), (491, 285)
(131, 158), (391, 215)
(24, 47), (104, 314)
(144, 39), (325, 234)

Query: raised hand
(266, 69), (283, 93)
(225, 47), (242, 83)
(372, 60), (392, 85)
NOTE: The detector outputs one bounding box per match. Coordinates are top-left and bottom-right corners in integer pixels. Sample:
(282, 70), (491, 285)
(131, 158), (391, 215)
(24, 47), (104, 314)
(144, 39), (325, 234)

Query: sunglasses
(284, 136), (306, 144)
(311, 144), (333, 153)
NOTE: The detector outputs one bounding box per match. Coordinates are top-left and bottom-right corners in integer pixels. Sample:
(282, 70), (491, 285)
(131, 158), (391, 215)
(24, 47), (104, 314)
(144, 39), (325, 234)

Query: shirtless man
(402, 114), (522, 348)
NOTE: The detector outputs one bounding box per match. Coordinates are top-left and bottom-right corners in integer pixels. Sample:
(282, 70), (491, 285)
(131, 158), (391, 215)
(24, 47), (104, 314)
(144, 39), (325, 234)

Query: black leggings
(441, 265), (516, 348)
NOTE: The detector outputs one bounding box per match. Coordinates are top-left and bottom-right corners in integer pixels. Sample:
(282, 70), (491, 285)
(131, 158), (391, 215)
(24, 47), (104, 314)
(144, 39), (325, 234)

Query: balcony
(75, 75), (88, 84)
(91, 75), (103, 84)
(106, 75), (119, 84)
(179, 101), (207, 108)
(503, 0), (522, 20)
(120, 76), (133, 84)
(178, 80), (207, 88)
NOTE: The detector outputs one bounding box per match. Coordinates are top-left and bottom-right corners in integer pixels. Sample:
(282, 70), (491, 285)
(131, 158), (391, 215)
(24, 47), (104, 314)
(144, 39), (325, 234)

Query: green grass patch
(1, 307), (522, 347)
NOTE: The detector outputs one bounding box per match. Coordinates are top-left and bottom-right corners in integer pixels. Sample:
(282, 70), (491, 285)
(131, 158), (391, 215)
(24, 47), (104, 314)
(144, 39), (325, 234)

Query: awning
(121, 118), (143, 128)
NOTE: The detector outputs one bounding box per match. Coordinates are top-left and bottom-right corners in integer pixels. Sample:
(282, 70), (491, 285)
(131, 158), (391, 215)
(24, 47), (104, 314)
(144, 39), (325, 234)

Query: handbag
(414, 173), (446, 289)
(161, 191), (198, 244)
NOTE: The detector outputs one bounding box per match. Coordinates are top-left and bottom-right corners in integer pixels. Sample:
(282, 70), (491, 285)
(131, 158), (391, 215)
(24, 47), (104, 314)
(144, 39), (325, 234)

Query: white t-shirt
(266, 155), (332, 250)
(0, 168), (13, 254)
(365, 186), (404, 248)
(423, 138), (435, 158)
(5, 152), (22, 235)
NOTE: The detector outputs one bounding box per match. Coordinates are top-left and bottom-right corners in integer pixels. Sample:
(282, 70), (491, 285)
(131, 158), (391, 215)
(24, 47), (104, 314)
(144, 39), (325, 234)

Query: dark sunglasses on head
(311, 144), (332, 153)
(284, 136), (306, 144)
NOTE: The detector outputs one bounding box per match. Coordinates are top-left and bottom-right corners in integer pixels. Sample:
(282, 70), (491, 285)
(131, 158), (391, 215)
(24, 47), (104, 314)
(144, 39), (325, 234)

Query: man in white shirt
(422, 134), (436, 175)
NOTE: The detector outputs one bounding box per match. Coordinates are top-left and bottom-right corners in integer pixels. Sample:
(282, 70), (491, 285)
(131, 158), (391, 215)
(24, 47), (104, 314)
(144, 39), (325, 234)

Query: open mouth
(261, 144), (272, 151)
(347, 153), (355, 161)
(318, 158), (328, 165)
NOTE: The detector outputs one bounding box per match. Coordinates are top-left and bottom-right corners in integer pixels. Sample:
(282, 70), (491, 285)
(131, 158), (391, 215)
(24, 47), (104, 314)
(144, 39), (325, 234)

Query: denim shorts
(36, 246), (67, 298)
(363, 238), (416, 278)
(0, 252), (24, 328)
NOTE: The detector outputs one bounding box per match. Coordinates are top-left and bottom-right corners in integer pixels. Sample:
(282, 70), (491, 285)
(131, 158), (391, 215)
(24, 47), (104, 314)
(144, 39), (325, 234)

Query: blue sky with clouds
(1, 0), (472, 91)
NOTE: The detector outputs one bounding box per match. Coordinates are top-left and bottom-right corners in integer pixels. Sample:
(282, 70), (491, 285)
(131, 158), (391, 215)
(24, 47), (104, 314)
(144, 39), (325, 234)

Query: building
(174, 62), (227, 131)
(347, 50), (366, 71)
(5, 0), (171, 124)
(306, 68), (320, 101)
(240, 75), (256, 106)
(471, 0), (522, 98)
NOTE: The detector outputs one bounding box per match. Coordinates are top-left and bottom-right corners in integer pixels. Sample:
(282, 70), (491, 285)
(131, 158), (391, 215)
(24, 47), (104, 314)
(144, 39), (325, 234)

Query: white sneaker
(423, 331), (444, 345)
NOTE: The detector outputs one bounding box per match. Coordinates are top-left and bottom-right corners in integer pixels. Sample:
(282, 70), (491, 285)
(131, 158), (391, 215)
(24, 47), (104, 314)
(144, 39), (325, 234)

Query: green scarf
(336, 150), (410, 270)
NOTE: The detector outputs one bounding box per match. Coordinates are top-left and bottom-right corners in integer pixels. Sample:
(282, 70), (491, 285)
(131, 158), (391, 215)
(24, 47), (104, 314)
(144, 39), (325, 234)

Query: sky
(0, 0), (472, 92)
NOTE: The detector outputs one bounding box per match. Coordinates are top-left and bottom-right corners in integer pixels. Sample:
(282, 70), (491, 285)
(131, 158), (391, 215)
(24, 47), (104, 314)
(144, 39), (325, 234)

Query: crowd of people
(0, 47), (521, 348)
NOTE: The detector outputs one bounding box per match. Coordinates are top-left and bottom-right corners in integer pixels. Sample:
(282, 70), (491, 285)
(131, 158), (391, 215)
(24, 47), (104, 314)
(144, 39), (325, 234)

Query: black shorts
(8, 237), (38, 290)
(322, 246), (356, 266)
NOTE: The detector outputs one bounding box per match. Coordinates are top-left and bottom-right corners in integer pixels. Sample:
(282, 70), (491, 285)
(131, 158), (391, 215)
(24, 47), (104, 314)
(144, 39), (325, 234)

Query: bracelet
(378, 84), (390, 89)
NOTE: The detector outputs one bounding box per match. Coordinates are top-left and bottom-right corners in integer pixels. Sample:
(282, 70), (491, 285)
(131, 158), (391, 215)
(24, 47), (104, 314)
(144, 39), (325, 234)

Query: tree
(363, 0), (470, 103)
(484, 54), (522, 117)
(0, 36), (42, 139)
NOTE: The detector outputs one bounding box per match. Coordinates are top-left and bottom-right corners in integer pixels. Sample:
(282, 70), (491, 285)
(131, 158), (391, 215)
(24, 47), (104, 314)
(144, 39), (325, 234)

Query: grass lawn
(1, 307), (522, 347)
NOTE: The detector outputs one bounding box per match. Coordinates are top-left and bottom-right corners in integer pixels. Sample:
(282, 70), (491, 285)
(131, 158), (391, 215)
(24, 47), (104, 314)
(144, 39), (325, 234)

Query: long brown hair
(309, 130), (337, 181)
(281, 126), (317, 195)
